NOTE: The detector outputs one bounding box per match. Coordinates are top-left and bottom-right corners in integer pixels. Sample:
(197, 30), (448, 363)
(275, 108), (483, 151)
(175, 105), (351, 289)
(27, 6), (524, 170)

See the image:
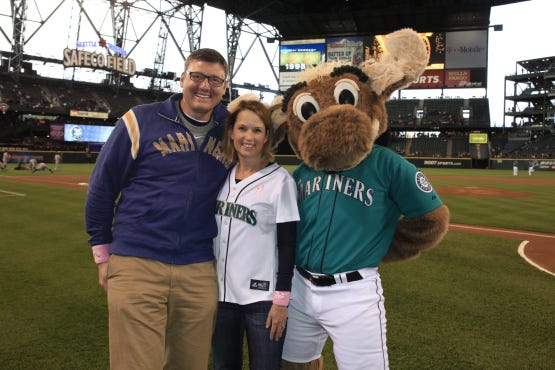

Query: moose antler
(360, 28), (429, 96)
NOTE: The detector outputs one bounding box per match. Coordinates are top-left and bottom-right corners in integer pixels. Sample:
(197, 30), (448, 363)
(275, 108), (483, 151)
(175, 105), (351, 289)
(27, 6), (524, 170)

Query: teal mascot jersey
(294, 145), (443, 275)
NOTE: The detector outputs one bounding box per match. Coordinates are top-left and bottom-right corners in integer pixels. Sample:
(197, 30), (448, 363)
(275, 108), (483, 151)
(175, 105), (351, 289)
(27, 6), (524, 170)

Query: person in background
(85, 48), (230, 370)
(32, 162), (53, 173)
(513, 160), (518, 176)
(211, 96), (299, 370)
(2, 151), (10, 168)
(54, 153), (62, 171)
(85, 146), (92, 163)
(29, 158), (37, 171)
(528, 158), (537, 176)
(14, 157), (28, 170)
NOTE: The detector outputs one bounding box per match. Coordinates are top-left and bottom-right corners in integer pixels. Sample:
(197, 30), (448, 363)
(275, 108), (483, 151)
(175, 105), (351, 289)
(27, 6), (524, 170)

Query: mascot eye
(293, 93), (320, 122)
(334, 79), (360, 106)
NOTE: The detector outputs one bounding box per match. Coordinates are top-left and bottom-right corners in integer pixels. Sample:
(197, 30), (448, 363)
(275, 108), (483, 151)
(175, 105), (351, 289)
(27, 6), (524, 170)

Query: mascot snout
(298, 105), (379, 172)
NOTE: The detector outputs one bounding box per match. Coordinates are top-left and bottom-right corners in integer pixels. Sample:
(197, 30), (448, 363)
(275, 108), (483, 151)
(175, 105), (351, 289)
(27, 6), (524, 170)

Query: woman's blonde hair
(222, 98), (275, 163)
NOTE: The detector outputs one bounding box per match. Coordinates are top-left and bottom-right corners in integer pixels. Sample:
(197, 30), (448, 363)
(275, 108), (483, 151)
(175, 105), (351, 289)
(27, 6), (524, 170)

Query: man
(29, 158), (37, 171)
(53, 153), (62, 171)
(2, 151), (9, 168)
(32, 162), (53, 173)
(528, 158), (537, 176)
(85, 48), (230, 370)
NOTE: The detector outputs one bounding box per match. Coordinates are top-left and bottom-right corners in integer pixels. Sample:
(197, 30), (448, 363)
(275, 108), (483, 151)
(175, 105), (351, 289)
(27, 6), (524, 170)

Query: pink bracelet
(273, 291), (290, 306)
(92, 244), (110, 264)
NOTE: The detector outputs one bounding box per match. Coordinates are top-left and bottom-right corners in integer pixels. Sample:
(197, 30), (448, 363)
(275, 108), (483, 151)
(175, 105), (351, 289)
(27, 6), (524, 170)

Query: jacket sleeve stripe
(122, 110), (140, 159)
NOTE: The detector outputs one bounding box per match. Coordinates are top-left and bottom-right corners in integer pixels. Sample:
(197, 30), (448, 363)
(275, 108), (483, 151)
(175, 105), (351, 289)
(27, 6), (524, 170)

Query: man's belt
(296, 266), (363, 287)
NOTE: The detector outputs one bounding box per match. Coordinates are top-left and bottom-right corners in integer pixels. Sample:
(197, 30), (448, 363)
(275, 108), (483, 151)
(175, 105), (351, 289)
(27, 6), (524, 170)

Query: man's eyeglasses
(186, 71), (226, 87)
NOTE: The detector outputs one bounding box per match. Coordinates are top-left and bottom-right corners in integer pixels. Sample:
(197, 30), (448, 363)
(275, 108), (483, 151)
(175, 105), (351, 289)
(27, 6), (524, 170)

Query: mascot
(271, 29), (450, 369)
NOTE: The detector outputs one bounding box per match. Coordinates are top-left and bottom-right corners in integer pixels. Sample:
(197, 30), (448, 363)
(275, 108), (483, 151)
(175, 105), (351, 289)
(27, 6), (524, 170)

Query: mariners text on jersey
(152, 132), (225, 164)
(216, 200), (257, 225)
(297, 172), (375, 207)
(153, 132), (196, 155)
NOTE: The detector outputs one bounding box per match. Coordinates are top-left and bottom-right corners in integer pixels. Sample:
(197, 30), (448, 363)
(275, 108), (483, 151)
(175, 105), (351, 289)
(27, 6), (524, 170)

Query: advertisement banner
(278, 29), (489, 91)
(50, 123), (65, 141)
(64, 124), (114, 143)
(408, 70), (444, 89)
(424, 32), (446, 70)
(406, 158), (472, 168)
(69, 110), (109, 119)
(326, 36), (364, 65)
(445, 30), (488, 69)
(279, 39), (326, 91)
(445, 68), (487, 88)
(279, 39), (326, 72)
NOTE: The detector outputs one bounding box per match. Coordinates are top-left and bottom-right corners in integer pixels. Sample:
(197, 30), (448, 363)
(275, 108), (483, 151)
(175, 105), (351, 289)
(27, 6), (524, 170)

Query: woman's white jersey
(213, 162), (299, 305)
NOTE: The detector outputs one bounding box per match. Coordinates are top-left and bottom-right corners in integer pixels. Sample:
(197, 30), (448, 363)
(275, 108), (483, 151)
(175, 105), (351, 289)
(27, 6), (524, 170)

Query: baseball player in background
(513, 160), (518, 176)
(54, 153), (62, 171)
(32, 162), (54, 173)
(528, 158), (537, 175)
(29, 158), (37, 171)
(2, 151), (9, 168)
(212, 96), (299, 370)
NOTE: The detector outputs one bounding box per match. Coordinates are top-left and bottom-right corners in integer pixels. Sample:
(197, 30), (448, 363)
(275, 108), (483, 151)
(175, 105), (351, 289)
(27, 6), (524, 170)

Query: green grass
(1, 165), (554, 369)
(422, 168), (555, 233)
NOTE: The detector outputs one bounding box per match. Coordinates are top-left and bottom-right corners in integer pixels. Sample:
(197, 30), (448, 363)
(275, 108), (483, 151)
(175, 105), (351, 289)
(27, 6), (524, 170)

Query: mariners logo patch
(250, 279), (270, 291)
(415, 171), (433, 193)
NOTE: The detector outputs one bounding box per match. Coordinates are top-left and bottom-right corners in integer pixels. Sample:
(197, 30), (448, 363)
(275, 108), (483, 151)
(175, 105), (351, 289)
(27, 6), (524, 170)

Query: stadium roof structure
(199, 0), (527, 39)
(517, 56), (555, 73)
(0, 0), (527, 95)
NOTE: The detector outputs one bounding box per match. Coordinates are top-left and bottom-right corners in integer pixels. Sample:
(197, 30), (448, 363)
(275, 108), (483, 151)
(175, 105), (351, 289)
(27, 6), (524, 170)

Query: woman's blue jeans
(212, 300), (285, 370)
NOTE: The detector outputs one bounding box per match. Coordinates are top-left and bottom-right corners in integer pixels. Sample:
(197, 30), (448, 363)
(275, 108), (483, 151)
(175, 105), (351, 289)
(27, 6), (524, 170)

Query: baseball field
(0, 164), (554, 369)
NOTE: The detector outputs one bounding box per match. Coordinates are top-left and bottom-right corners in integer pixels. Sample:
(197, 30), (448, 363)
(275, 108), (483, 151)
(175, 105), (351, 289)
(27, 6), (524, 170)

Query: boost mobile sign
(63, 48), (136, 76)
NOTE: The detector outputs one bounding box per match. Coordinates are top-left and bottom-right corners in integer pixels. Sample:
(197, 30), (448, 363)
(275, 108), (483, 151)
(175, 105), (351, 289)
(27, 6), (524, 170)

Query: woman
(212, 96), (299, 370)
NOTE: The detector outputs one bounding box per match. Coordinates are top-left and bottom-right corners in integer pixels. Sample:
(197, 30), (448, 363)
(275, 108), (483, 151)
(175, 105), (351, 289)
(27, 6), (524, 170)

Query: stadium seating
(2, 72), (553, 162)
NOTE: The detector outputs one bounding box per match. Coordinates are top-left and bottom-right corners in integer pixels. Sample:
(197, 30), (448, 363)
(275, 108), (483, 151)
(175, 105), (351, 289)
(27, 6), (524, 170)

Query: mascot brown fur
(272, 28), (449, 369)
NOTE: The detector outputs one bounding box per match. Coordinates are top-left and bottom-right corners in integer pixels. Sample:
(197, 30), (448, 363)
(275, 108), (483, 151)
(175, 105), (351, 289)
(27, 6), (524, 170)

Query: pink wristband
(92, 244), (110, 264)
(273, 291), (290, 306)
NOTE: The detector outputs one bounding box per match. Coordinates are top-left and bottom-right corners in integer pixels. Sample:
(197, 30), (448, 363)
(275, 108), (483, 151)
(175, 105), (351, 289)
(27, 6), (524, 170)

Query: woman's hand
(266, 304), (288, 341)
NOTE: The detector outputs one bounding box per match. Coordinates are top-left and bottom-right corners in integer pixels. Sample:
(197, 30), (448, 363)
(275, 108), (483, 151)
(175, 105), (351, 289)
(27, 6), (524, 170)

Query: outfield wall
(274, 156), (555, 171)
(2, 149), (555, 171)
(489, 158), (555, 171)
(0, 149), (97, 164)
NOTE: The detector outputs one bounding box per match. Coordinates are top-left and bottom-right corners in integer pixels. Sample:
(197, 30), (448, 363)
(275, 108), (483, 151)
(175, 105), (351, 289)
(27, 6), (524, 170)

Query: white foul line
(518, 241), (555, 277)
(450, 223), (555, 239)
(451, 223), (555, 277)
(0, 189), (26, 197)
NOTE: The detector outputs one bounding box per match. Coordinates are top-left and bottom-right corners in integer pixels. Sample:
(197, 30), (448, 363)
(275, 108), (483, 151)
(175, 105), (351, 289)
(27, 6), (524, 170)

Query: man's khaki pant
(107, 255), (218, 370)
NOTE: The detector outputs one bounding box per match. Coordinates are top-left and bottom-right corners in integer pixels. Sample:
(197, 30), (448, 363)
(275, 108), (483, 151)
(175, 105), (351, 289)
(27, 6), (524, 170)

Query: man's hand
(97, 262), (108, 293)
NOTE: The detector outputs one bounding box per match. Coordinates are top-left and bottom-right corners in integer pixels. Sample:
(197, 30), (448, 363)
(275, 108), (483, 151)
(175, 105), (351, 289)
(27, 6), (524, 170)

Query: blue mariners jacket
(85, 93), (229, 265)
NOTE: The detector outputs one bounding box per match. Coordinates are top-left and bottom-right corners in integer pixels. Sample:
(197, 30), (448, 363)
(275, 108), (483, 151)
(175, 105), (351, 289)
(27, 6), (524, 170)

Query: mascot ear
(269, 95), (288, 149)
(360, 28), (429, 98)
(227, 93), (261, 113)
